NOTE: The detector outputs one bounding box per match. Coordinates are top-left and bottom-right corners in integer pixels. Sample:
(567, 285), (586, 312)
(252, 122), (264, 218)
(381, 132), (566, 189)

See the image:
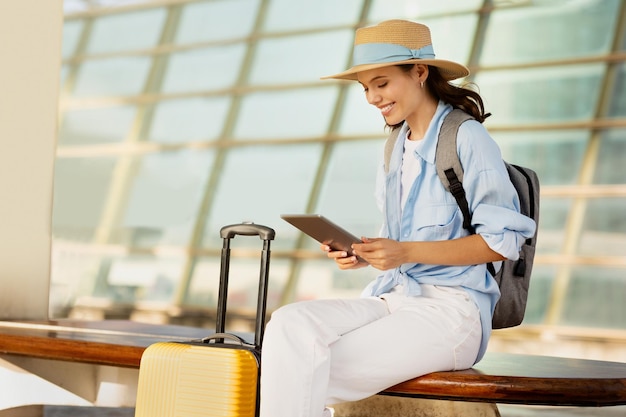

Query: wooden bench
(1, 319), (625, 416)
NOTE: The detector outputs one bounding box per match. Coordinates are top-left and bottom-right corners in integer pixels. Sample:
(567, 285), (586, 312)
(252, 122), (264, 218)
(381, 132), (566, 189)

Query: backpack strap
(383, 127), (402, 174)
(435, 109), (472, 187)
(435, 109), (474, 233)
(383, 109), (473, 177)
(436, 109), (497, 276)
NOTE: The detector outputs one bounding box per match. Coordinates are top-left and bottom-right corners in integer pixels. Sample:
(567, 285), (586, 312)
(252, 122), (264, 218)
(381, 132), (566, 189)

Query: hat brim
(321, 58), (469, 81)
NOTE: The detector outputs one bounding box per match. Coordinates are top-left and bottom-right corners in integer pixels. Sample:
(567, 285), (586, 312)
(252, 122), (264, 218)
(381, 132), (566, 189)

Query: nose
(366, 90), (381, 105)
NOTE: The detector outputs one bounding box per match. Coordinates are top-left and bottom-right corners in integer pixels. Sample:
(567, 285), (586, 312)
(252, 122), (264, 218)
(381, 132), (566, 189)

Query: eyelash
(363, 82), (388, 93)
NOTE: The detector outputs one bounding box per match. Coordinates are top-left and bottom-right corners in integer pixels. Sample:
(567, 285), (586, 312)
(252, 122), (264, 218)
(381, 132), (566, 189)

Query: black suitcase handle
(201, 333), (252, 347)
(216, 222), (275, 349)
(221, 223), (276, 241)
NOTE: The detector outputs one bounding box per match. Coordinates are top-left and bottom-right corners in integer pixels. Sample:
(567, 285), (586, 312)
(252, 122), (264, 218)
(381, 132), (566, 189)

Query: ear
(414, 64), (429, 83)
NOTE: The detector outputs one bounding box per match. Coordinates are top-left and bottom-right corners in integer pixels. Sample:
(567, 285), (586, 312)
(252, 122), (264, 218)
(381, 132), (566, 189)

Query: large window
(53, 0), (626, 333)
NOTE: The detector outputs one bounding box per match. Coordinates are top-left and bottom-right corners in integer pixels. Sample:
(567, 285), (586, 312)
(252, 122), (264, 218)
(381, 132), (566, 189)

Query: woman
(260, 19), (536, 417)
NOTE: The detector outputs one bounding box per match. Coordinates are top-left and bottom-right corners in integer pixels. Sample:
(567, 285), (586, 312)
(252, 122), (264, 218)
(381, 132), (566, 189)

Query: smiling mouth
(380, 103), (394, 115)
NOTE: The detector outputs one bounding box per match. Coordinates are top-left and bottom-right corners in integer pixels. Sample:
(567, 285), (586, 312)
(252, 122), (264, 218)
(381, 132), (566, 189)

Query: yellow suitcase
(135, 223), (275, 417)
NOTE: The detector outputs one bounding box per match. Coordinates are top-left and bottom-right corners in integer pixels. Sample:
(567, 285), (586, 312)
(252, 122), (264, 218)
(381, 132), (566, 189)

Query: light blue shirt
(362, 101), (537, 362)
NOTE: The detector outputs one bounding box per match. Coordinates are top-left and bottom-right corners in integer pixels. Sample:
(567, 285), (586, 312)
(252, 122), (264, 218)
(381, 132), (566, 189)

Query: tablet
(281, 214), (363, 257)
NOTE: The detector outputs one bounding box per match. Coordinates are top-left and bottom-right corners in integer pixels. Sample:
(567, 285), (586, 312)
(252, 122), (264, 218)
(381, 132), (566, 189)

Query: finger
(336, 256), (359, 266)
(327, 250), (349, 259)
(352, 242), (374, 254)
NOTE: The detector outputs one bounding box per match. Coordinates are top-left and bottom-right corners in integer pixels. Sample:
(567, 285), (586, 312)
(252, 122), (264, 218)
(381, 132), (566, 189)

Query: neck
(406, 99), (438, 140)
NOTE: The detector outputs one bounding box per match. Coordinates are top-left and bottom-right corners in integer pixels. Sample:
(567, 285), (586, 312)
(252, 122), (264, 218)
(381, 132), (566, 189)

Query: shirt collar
(411, 101), (453, 165)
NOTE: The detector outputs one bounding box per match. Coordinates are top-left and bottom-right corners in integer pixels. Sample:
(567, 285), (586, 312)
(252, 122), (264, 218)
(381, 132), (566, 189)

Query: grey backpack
(384, 109), (540, 329)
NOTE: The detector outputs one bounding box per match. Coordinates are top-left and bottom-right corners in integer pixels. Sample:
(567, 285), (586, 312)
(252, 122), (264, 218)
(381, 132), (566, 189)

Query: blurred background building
(51, 0), (625, 360)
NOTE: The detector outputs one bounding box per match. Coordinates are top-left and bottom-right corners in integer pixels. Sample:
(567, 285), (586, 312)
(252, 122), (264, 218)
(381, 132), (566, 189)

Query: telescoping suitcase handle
(221, 223), (275, 241)
(216, 222), (275, 349)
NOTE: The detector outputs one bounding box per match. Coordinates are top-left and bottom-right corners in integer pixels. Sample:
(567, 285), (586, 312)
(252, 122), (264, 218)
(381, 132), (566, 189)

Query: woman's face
(357, 64), (426, 126)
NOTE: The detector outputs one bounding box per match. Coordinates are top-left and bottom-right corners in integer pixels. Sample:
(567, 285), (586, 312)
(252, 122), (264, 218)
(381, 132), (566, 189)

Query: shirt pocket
(411, 203), (460, 241)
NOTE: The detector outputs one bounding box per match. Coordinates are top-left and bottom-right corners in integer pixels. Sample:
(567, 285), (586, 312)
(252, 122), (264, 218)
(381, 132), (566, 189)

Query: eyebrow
(359, 75), (387, 87)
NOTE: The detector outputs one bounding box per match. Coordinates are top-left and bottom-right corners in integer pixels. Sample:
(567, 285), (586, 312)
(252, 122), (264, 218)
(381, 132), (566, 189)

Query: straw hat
(322, 20), (469, 81)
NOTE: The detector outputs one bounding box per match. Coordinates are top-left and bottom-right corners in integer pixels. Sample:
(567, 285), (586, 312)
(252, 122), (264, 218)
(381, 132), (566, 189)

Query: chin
(384, 116), (402, 126)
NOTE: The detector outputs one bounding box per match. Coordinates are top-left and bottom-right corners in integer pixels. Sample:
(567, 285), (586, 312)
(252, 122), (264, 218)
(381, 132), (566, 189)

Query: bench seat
(1, 319), (625, 408)
(385, 352), (626, 407)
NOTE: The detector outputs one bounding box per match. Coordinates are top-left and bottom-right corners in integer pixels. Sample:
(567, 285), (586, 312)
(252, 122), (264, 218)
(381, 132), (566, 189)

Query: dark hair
(389, 64), (490, 129)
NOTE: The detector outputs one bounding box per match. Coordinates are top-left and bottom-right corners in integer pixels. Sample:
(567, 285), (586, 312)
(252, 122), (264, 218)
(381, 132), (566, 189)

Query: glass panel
(476, 64), (604, 125)
(107, 255), (184, 303)
(62, 19), (84, 58)
(369, 0), (482, 20)
(338, 83), (390, 136)
(609, 63), (626, 118)
(64, 0), (152, 14)
(264, 0), (363, 32)
(147, 97), (231, 143)
(106, 256), (183, 303)
(594, 129), (626, 184)
(521, 265), (556, 324)
(73, 57), (152, 96)
(578, 198), (626, 257)
(250, 30), (353, 85)
(187, 257), (290, 313)
(204, 144), (323, 249)
(58, 106), (136, 145)
(493, 130), (588, 185)
(60, 65), (69, 86)
(421, 16), (477, 67)
(52, 157), (117, 240)
(621, 16), (626, 51)
(176, 0), (259, 43)
(121, 150), (215, 247)
(314, 141), (382, 238)
(86, 8), (167, 54)
(50, 251), (184, 317)
(186, 257), (220, 307)
(49, 252), (106, 316)
(55, 151), (215, 247)
(63, 0), (88, 13)
(561, 267), (626, 329)
(491, 131), (588, 255)
(535, 198), (571, 255)
(161, 44), (247, 93)
(234, 87), (338, 140)
(482, 0), (620, 66)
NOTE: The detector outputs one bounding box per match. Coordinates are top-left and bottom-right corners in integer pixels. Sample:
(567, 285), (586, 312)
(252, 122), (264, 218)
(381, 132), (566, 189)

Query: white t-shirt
(401, 131), (423, 209)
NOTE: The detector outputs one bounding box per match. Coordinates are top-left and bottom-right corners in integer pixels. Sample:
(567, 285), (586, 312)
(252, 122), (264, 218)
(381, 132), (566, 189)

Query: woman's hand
(321, 244), (369, 270)
(352, 235), (505, 270)
(324, 235), (505, 271)
(351, 237), (406, 270)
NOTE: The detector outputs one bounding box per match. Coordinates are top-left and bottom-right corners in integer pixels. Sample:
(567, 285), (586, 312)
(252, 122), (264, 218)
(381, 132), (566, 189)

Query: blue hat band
(352, 43), (435, 66)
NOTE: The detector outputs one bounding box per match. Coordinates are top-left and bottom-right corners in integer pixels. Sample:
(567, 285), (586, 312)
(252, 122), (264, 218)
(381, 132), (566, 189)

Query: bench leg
(332, 395), (500, 417)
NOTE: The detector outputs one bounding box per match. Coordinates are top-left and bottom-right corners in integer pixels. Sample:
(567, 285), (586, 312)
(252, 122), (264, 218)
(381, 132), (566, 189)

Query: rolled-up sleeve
(456, 122), (537, 260)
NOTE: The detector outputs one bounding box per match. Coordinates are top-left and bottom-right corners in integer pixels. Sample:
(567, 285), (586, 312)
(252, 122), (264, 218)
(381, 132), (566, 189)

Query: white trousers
(259, 285), (482, 417)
